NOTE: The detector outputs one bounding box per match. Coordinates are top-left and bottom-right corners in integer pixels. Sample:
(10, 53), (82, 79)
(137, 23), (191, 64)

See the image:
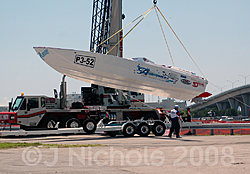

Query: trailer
(0, 117), (202, 137)
(96, 117), (202, 137)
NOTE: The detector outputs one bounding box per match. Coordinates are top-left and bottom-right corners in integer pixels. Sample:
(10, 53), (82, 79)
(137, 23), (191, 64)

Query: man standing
(187, 107), (191, 122)
(168, 105), (182, 138)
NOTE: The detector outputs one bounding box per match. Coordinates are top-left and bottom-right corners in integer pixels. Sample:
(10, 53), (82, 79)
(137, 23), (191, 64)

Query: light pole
(217, 85), (227, 92)
(227, 80), (239, 89)
(239, 75), (250, 85)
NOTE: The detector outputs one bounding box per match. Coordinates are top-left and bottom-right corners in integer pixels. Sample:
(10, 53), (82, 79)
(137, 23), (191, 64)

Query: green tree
(225, 108), (237, 116)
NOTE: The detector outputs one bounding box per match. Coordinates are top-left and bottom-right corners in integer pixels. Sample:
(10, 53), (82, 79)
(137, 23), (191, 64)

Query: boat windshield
(12, 97), (24, 111)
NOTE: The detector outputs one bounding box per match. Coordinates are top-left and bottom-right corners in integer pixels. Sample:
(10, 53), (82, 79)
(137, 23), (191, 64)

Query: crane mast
(88, 0), (129, 107)
(90, 0), (123, 57)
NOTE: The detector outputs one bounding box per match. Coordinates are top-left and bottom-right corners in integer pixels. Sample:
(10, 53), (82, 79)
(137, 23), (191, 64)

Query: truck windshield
(12, 97), (24, 111)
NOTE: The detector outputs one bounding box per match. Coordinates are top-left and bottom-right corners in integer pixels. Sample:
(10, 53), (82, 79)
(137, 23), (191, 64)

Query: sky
(1, 0), (250, 106)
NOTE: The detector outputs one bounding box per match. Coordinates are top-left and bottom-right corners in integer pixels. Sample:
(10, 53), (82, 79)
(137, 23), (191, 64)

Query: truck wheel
(122, 123), (135, 137)
(41, 116), (58, 128)
(66, 118), (81, 128)
(59, 115), (75, 128)
(152, 121), (166, 136)
(137, 122), (150, 137)
(82, 119), (97, 134)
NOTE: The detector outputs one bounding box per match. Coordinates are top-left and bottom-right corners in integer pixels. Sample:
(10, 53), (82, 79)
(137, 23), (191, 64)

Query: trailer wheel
(41, 116), (58, 128)
(122, 123), (135, 137)
(152, 121), (166, 136)
(66, 118), (81, 128)
(82, 119), (97, 134)
(137, 122), (150, 137)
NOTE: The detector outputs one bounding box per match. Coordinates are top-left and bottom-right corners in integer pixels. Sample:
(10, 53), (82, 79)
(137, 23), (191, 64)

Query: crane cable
(91, 4), (207, 81)
(90, 7), (154, 53)
(155, 6), (207, 80)
(154, 6), (175, 66)
(154, 5), (250, 109)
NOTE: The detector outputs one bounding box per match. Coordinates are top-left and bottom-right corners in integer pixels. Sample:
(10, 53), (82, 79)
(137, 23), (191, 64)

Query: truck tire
(82, 119), (97, 134)
(59, 115), (76, 128)
(41, 116), (58, 128)
(122, 123), (135, 137)
(66, 118), (81, 128)
(137, 122), (150, 137)
(152, 121), (166, 136)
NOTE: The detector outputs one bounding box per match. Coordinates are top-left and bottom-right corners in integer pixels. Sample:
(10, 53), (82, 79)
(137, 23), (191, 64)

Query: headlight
(10, 114), (15, 120)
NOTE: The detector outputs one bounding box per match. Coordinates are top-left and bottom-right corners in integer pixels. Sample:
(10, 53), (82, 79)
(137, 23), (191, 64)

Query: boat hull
(33, 47), (208, 101)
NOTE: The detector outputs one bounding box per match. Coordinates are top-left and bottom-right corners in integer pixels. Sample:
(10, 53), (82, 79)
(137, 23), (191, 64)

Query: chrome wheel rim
(155, 125), (164, 133)
(126, 126), (134, 135)
(141, 125), (149, 134)
(69, 121), (79, 128)
(47, 120), (55, 128)
(86, 122), (95, 131)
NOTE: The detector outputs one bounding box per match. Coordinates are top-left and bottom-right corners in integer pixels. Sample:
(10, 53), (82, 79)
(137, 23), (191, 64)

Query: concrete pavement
(0, 134), (249, 173)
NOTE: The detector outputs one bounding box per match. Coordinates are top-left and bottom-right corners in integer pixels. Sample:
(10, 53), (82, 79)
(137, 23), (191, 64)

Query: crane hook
(153, 0), (157, 5)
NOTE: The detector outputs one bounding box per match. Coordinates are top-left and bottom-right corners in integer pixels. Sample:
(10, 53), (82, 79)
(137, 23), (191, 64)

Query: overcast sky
(1, 0), (250, 105)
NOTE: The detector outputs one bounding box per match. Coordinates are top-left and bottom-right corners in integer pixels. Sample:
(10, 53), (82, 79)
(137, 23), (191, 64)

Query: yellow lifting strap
(106, 7), (154, 55)
(154, 6), (175, 67)
(90, 7), (154, 53)
(92, 3), (206, 80)
(155, 5), (207, 80)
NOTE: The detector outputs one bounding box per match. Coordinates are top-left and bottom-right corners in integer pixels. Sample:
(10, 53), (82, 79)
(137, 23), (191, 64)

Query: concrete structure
(190, 84), (250, 116)
(145, 98), (186, 110)
(0, 106), (8, 112)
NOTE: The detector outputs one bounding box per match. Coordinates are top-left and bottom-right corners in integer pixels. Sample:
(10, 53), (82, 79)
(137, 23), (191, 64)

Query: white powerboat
(34, 47), (208, 101)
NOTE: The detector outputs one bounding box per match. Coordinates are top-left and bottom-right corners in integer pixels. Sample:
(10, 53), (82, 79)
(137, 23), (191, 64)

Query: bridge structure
(189, 84), (250, 116)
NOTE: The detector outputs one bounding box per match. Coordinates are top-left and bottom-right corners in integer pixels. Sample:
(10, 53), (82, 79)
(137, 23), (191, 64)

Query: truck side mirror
(8, 98), (13, 112)
(54, 89), (58, 98)
(8, 102), (12, 112)
(27, 103), (30, 111)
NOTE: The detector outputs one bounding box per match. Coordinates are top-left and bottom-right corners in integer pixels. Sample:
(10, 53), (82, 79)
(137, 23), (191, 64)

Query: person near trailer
(186, 107), (191, 122)
(168, 105), (183, 138)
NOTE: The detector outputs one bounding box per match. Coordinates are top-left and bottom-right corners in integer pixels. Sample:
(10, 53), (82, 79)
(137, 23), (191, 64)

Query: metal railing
(186, 123), (250, 135)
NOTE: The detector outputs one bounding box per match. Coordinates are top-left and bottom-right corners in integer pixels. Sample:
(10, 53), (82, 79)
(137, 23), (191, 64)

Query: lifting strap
(106, 7), (154, 55)
(90, 7), (154, 53)
(154, 7), (175, 66)
(92, 4), (207, 81)
(155, 6), (206, 80)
